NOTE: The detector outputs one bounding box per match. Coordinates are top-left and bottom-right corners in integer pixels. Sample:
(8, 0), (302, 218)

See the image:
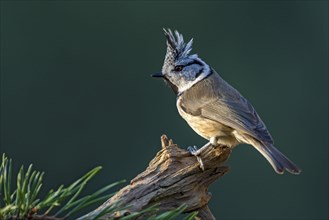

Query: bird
(152, 29), (301, 174)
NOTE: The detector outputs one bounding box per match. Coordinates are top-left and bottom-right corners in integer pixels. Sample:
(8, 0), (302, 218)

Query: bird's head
(152, 29), (211, 95)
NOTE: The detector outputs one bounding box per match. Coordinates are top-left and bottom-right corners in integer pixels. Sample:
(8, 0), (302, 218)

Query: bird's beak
(151, 72), (164, 78)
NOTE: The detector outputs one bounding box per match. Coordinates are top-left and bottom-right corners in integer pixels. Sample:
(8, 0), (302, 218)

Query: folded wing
(200, 96), (274, 145)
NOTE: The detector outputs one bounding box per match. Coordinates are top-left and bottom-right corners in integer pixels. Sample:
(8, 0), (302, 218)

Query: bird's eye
(174, 65), (183, 72)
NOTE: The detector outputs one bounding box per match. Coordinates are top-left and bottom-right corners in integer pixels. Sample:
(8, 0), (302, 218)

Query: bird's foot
(187, 145), (199, 155)
(187, 146), (205, 171)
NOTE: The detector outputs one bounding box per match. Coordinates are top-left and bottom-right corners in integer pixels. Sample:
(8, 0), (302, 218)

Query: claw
(196, 156), (205, 171)
(187, 146), (198, 155)
(187, 140), (217, 171)
(187, 146), (205, 171)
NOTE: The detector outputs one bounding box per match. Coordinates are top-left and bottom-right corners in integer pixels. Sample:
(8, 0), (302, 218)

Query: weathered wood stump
(84, 134), (231, 219)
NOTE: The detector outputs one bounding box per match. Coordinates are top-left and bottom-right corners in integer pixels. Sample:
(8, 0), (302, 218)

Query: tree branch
(86, 134), (231, 219)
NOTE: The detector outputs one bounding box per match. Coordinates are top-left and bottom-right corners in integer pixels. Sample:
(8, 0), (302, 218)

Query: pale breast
(176, 97), (238, 147)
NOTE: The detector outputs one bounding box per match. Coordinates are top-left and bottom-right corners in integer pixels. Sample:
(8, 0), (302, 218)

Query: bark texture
(87, 135), (231, 219)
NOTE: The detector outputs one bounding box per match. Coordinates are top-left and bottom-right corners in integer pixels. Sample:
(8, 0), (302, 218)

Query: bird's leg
(187, 137), (218, 171)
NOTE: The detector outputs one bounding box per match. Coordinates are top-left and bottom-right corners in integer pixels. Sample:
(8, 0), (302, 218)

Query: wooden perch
(88, 135), (231, 219)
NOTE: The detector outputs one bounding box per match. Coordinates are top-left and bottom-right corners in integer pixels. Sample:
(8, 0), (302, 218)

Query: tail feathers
(254, 142), (301, 175)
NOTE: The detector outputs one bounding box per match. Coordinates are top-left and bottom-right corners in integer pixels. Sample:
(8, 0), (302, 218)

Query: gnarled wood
(85, 135), (231, 219)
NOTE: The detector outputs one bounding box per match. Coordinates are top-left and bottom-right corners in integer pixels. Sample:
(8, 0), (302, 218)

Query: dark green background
(1, 1), (328, 219)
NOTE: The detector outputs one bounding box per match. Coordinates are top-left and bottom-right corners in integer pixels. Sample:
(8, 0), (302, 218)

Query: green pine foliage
(0, 154), (197, 220)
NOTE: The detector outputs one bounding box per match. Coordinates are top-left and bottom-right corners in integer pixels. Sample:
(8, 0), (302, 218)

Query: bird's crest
(163, 29), (194, 64)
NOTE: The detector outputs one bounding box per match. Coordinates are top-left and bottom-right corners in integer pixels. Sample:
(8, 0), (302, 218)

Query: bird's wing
(199, 95), (274, 144)
(179, 71), (274, 144)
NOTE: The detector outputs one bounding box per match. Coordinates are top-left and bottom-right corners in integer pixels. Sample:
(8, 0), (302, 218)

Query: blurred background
(1, 1), (328, 219)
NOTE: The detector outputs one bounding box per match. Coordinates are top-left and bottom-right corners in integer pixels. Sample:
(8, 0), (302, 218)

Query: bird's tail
(253, 141), (301, 175)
